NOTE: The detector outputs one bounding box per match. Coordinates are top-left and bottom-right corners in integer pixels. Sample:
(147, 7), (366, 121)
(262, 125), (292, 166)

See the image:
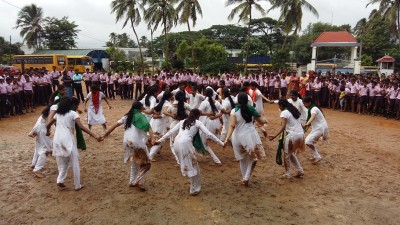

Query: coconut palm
(109, 32), (118, 46)
(226, 0), (266, 72)
(15, 4), (45, 50)
(367, 0), (400, 42)
(269, 0), (318, 48)
(110, 0), (144, 73)
(176, 0), (203, 69)
(353, 18), (368, 37)
(144, 0), (178, 66)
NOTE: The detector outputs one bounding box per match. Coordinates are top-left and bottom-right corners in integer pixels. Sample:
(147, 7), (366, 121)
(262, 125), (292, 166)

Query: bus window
(81, 58), (91, 65)
(58, 56), (66, 65)
(67, 58), (75, 66)
(76, 59), (82, 65)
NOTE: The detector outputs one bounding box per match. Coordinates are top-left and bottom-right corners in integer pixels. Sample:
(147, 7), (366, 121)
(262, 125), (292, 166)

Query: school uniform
(30, 115), (52, 172)
(148, 100), (172, 160)
(305, 107), (329, 160)
(83, 72), (92, 94)
(99, 74), (108, 98)
(106, 76), (115, 99)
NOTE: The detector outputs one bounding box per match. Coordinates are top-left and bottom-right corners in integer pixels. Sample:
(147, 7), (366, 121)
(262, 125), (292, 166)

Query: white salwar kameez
(118, 116), (151, 186)
(140, 95), (157, 121)
(148, 101), (172, 159)
(231, 108), (264, 183)
(305, 107), (329, 160)
(220, 98), (234, 141)
(52, 111), (81, 189)
(158, 120), (224, 194)
(30, 115), (52, 172)
(280, 110), (305, 176)
(86, 92), (107, 125)
(249, 89), (264, 116)
(288, 98), (308, 125)
(166, 102), (192, 164)
(198, 99), (223, 164)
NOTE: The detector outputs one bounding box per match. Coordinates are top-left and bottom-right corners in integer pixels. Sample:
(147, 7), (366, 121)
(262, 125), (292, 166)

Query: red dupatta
(92, 91), (100, 114)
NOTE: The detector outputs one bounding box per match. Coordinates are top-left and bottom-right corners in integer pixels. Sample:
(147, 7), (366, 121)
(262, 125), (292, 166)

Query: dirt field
(0, 99), (399, 225)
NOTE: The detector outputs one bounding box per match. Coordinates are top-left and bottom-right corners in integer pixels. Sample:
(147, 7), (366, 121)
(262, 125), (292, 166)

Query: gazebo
(376, 55), (395, 75)
(310, 31), (362, 74)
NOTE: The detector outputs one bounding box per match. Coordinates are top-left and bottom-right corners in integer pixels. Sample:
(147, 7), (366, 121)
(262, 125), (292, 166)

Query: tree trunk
(244, 7), (252, 74)
(163, 10), (169, 66)
(151, 28), (155, 75)
(187, 22), (195, 71)
(131, 19), (144, 74)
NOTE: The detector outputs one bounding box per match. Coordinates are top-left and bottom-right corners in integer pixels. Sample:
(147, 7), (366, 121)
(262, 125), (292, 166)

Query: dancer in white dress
(84, 85), (112, 130)
(269, 99), (305, 178)
(139, 87), (158, 121)
(155, 109), (225, 195)
(148, 92), (174, 160)
(303, 97), (329, 163)
(29, 104), (53, 178)
(102, 101), (155, 191)
(166, 91), (193, 164)
(47, 97), (101, 190)
(249, 81), (273, 116)
(287, 90), (308, 125)
(189, 85), (206, 109)
(224, 92), (268, 186)
(198, 88), (223, 165)
(219, 88), (236, 141)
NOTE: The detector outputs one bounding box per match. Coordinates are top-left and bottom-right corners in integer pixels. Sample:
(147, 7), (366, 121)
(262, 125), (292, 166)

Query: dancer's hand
(46, 130), (51, 136)
(77, 109), (83, 114)
(154, 140), (160, 145)
(108, 105), (112, 109)
(150, 138), (155, 145)
(84, 109), (87, 113)
(268, 135), (276, 141)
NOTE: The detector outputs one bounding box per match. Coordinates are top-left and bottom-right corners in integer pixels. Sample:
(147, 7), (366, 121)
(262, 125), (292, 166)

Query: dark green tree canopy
(43, 17), (79, 50)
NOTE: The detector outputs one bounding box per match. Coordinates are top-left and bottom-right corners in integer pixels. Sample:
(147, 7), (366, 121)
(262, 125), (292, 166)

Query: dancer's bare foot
(210, 163), (222, 167)
(190, 191), (200, 196)
(241, 180), (249, 187)
(137, 184), (146, 192)
(280, 174), (292, 179)
(313, 157), (322, 164)
(75, 185), (85, 191)
(294, 171), (304, 178)
(57, 183), (66, 188)
(33, 171), (44, 178)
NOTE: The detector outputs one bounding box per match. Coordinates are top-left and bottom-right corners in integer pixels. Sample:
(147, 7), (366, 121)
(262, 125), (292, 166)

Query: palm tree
(269, 0), (318, 48)
(367, 0), (400, 44)
(353, 18), (368, 37)
(144, 0), (178, 66)
(110, 0), (144, 73)
(176, 0), (203, 69)
(109, 32), (118, 45)
(15, 4), (45, 50)
(226, 0), (266, 72)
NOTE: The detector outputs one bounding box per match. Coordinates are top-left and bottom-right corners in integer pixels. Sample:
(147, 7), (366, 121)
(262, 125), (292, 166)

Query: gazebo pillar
(311, 46), (317, 71)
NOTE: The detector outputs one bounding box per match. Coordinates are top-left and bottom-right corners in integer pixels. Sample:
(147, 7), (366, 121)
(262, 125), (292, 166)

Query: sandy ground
(0, 99), (399, 225)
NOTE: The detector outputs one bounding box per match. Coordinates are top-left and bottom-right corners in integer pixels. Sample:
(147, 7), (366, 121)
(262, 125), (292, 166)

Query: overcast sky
(0, 0), (378, 52)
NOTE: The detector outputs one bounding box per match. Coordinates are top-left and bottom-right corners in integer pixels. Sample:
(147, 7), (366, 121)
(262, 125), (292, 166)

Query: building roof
(376, 55), (395, 63)
(33, 49), (109, 59)
(311, 31), (361, 47)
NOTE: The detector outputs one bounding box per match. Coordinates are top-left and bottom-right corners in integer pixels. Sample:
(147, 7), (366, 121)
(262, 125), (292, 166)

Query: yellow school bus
(12, 54), (67, 72)
(67, 55), (94, 73)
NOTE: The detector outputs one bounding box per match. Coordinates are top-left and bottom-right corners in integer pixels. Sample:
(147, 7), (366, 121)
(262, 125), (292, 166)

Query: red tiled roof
(313, 31), (357, 43)
(376, 55), (395, 63)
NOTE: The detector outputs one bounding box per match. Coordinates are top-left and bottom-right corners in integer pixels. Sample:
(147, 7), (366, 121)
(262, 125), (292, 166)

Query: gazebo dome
(376, 55), (395, 63)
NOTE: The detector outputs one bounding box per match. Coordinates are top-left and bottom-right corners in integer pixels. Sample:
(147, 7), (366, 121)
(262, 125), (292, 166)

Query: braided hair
(278, 99), (300, 119)
(205, 88), (217, 113)
(237, 92), (252, 123)
(182, 109), (200, 130)
(154, 91), (171, 112)
(222, 88), (235, 109)
(124, 101), (143, 130)
(175, 91), (188, 121)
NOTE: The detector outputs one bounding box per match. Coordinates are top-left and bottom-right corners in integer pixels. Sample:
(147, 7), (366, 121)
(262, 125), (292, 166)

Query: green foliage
(106, 33), (137, 48)
(199, 61), (238, 74)
(15, 4), (45, 50)
(359, 17), (396, 61)
(43, 17), (79, 50)
(271, 48), (290, 70)
(361, 54), (373, 66)
(106, 46), (127, 63)
(200, 25), (247, 49)
(0, 37), (24, 64)
(171, 58), (185, 70)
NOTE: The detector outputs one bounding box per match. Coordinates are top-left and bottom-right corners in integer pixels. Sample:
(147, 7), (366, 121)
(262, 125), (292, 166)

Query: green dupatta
(131, 109), (150, 132)
(193, 131), (207, 154)
(234, 104), (260, 118)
